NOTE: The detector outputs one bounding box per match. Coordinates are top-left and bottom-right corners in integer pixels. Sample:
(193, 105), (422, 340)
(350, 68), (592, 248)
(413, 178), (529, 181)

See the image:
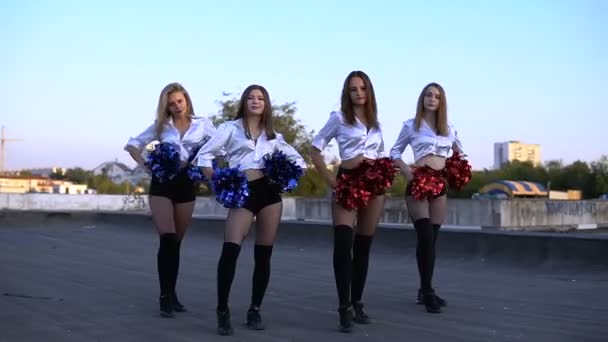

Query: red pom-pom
(360, 158), (398, 195)
(445, 151), (472, 190)
(376, 157), (399, 190)
(335, 172), (372, 210)
(408, 166), (447, 200)
(334, 158), (397, 210)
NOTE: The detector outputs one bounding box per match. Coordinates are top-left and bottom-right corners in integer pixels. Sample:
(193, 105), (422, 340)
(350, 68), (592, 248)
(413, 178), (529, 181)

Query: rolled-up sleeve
(125, 124), (155, 150)
(311, 111), (340, 151)
(195, 122), (232, 167)
(389, 121), (412, 160)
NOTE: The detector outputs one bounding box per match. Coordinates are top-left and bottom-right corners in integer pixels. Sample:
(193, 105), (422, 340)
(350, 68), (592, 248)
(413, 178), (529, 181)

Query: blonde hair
(414, 82), (448, 136)
(154, 82), (195, 139)
(340, 71), (379, 129)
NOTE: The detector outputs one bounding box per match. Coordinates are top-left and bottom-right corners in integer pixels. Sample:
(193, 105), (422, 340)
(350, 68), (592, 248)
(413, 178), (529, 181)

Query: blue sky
(1, 0), (606, 170)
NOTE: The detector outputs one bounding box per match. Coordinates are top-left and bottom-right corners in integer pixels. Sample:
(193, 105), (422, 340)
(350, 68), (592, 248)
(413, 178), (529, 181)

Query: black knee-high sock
(351, 234), (373, 304)
(251, 244), (273, 307)
(333, 225), (354, 308)
(414, 219), (435, 293)
(432, 224), (441, 247)
(217, 242), (241, 311)
(170, 239), (182, 295)
(431, 224), (441, 282)
(158, 233), (178, 297)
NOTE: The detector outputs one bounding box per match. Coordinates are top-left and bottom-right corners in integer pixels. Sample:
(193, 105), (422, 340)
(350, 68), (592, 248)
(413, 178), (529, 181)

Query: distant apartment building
(0, 175), (92, 194)
(494, 141), (541, 169)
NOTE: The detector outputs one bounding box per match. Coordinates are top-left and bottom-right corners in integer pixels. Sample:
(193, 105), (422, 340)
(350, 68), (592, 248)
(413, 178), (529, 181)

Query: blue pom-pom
(186, 165), (205, 184)
(211, 166), (249, 208)
(262, 150), (304, 193)
(145, 142), (181, 182)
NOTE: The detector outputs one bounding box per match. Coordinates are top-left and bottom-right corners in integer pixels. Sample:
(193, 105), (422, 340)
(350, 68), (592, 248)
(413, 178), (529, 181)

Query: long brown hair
(340, 71), (379, 129)
(414, 82), (448, 136)
(154, 82), (195, 139)
(235, 84), (276, 140)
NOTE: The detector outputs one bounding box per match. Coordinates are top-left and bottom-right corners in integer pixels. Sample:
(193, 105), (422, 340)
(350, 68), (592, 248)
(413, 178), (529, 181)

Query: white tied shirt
(124, 116), (218, 163)
(311, 111), (386, 160)
(195, 119), (307, 170)
(389, 118), (464, 162)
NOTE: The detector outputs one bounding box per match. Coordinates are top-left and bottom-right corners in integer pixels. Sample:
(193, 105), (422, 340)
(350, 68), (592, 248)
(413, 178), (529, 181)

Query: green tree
(590, 156), (608, 197)
(561, 160), (592, 196)
(88, 175), (130, 194)
(64, 167), (92, 184)
(497, 160), (547, 183)
(388, 173), (407, 197)
(49, 171), (65, 180)
(291, 168), (329, 197)
(544, 160), (565, 191)
(450, 168), (499, 198)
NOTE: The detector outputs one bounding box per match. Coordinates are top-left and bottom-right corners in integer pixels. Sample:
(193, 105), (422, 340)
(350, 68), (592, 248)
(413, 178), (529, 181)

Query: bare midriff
(243, 169), (265, 181)
(415, 154), (446, 171)
(339, 155), (375, 170)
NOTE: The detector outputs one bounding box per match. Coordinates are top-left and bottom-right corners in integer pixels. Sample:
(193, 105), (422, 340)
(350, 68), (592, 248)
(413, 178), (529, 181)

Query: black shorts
(149, 169), (197, 203)
(243, 177), (282, 215)
(337, 167), (387, 196)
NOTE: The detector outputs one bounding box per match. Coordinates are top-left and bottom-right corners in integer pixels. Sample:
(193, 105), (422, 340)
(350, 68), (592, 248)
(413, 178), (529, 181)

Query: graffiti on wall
(121, 192), (146, 211)
(545, 201), (597, 216)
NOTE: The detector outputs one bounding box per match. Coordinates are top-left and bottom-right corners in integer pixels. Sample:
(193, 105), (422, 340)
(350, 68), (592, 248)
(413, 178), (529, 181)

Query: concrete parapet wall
(498, 199), (608, 230)
(1, 193), (607, 230)
(294, 197), (501, 227)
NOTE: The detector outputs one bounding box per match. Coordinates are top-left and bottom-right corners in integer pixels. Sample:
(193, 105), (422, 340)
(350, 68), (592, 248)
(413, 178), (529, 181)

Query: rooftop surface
(1, 211), (607, 342)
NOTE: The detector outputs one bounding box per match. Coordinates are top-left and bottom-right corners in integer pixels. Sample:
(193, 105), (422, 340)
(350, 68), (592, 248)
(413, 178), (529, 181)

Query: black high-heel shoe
(352, 302), (371, 324)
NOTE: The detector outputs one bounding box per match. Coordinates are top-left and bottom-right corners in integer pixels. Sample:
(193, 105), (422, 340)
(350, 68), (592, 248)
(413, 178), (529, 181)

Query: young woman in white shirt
(124, 82), (217, 318)
(389, 82), (464, 314)
(195, 84), (307, 336)
(310, 71), (390, 333)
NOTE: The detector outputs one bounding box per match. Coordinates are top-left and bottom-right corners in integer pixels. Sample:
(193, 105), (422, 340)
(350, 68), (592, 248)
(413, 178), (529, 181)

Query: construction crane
(1, 125), (23, 173)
